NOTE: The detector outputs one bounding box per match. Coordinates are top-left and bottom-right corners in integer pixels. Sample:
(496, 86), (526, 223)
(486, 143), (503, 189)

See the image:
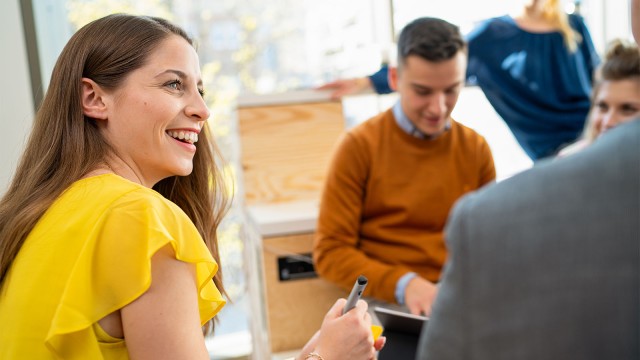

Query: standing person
(416, 3), (639, 358)
(0, 14), (383, 360)
(319, 0), (600, 160)
(559, 38), (640, 155)
(313, 17), (496, 317)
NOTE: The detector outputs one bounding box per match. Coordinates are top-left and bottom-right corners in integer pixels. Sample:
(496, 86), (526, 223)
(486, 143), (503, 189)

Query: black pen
(342, 275), (368, 315)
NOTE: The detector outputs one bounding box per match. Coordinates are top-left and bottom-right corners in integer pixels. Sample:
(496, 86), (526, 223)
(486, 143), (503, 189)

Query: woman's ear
(81, 78), (108, 120)
(388, 66), (399, 91)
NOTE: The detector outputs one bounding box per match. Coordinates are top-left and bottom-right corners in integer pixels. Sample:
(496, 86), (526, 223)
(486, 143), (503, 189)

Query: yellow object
(0, 174), (225, 359)
(371, 325), (384, 341)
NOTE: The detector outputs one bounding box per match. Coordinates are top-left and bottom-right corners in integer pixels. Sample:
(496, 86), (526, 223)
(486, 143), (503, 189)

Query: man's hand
(404, 276), (438, 316)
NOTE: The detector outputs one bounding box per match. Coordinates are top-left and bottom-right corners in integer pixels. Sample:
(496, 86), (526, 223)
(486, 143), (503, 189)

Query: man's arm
(478, 136), (497, 186)
(416, 197), (473, 359)
(313, 132), (413, 303)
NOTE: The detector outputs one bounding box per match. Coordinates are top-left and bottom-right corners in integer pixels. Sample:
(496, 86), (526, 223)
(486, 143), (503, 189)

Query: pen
(342, 275), (368, 315)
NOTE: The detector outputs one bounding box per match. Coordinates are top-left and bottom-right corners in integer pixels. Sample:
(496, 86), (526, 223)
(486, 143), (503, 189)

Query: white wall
(583, 0), (633, 53)
(0, 0), (34, 194)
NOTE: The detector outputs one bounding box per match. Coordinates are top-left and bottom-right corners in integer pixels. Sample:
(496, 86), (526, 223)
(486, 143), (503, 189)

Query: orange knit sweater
(313, 109), (496, 303)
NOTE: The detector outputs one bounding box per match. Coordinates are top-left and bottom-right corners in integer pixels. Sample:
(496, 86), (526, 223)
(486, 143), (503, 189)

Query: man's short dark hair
(397, 17), (466, 66)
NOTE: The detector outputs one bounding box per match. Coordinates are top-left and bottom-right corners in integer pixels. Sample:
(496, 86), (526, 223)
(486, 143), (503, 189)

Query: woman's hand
(298, 298), (385, 360)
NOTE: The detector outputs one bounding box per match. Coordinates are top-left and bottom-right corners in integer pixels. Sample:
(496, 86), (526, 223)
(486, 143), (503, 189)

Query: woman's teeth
(167, 130), (198, 144)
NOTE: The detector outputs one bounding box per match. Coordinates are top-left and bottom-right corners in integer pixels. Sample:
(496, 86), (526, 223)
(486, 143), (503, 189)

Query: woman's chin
(166, 163), (194, 178)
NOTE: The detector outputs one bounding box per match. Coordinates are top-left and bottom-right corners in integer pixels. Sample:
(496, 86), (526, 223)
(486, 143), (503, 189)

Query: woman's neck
(513, 3), (557, 32)
(522, 1), (545, 19)
(83, 155), (148, 187)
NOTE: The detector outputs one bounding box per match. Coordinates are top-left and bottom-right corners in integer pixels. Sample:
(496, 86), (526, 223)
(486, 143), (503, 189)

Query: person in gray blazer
(416, 118), (639, 360)
(417, 2), (640, 357)
(417, 0), (640, 360)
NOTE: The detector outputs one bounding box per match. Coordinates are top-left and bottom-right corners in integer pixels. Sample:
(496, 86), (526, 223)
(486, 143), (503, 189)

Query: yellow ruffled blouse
(0, 174), (225, 359)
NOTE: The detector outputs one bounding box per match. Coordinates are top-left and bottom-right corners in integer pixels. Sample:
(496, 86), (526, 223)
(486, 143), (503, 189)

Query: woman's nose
(186, 92), (210, 121)
(601, 111), (621, 131)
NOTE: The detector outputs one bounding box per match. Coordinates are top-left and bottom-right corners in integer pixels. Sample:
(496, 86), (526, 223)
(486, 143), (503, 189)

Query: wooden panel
(238, 101), (345, 205)
(262, 232), (347, 353)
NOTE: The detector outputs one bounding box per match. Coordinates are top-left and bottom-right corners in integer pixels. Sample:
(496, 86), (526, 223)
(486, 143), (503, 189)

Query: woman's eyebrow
(155, 69), (186, 78)
(155, 69), (203, 86)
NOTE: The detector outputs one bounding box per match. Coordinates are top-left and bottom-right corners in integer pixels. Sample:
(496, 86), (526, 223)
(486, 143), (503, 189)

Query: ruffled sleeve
(44, 188), (225, 359)
(569, 14), (600, 83)
(369, 64), (392, 94)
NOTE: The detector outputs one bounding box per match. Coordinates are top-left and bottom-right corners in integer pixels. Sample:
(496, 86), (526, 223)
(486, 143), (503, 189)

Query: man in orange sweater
(313, 17), (496, 316)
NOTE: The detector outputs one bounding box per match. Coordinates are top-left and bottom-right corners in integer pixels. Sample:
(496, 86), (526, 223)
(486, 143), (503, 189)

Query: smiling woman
(0, 13), (383, 360)
(588, 39), (640, 136)
(0, 14), (228, 359)
(82, 33), (210, 186)
(559, 38), (640, 156)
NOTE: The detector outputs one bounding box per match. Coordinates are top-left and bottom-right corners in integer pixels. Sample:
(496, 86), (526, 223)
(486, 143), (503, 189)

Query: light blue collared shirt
(395, 272), (418, 305)
(392, 101), (448, 304)
(392, 101), (450, 140)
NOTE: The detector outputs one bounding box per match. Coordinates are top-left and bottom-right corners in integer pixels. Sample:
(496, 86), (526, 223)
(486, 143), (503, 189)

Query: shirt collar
(392, 101), (451, 140)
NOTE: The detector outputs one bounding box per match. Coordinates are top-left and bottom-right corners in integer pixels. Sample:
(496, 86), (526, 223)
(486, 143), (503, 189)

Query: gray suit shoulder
(418, 120), (639, 360)
(460, 119), (639, 220)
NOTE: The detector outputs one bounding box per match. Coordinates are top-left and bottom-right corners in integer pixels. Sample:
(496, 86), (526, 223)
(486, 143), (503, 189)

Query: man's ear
(81, 78), (108, 120)
(388, 66), (399, 91)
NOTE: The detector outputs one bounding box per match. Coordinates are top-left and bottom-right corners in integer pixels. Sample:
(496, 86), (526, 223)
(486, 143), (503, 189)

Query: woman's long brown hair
(0, 14), (229, 329)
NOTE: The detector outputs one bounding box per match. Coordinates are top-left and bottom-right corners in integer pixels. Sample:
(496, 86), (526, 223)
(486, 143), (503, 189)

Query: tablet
(374, 306), (428, 335)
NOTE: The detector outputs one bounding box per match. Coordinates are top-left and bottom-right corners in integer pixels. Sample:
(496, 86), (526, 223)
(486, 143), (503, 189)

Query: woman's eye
(166, 80), (182, 91)
(621, 105), (640, 114)
(595, 102), (608, 112)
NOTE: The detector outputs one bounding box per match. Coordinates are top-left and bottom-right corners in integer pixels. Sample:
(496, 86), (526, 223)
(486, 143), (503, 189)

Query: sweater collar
(392, 101), (451, 140)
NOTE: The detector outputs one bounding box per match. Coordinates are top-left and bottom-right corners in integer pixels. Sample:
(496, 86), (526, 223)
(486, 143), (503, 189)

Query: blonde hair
(542, 0), (582, 52)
